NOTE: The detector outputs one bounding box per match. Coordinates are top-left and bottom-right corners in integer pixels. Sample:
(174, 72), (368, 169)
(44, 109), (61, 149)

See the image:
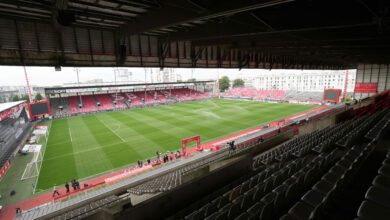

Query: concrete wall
(355, 64), (390, 99)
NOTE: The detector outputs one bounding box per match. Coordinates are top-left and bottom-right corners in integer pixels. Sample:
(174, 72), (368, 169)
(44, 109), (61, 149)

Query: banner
(0, 160), (11, 179)
(354, 83), (377, 93)
(0, 102), (23, 121)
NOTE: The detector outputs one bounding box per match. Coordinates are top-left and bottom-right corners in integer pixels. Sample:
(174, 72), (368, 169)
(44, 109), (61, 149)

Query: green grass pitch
(36, 99), (316, 190)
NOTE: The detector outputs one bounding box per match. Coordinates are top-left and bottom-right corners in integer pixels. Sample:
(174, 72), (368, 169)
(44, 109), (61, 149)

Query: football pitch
(36, 99), (316, 190)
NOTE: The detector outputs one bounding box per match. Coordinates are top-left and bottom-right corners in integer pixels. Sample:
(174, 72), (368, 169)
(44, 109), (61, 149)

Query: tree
(21, 94), (30, 102)
(219, 76), (230, 92)
(187, 78), (196, 82)
(35, 93), (43, 101)
(233, 78), (245, 88)
(12, 95), (20, 102)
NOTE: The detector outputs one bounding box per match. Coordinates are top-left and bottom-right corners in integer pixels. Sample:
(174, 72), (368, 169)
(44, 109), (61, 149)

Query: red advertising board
(354, 83), (377, 93)
(0, 160), (11, 179)
(0, 102), (24, 121)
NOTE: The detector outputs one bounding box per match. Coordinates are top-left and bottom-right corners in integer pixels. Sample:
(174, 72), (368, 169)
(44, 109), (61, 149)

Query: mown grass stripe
(37, 119), (78, 190)
(36, 99), (316, 190)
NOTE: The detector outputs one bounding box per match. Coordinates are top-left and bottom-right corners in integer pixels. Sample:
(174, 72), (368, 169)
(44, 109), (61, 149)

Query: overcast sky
(0, 66), (355, 87)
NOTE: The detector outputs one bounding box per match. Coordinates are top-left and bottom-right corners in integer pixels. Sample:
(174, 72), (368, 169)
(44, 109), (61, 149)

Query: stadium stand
(50, 97), (72, 118)
(224, 88), (351, 103)
(224, 88), (287, 101)
(356, 148), (390, 220)
(68, 96), (80, 114)
(175, 104), (389, 220)
(284, 91), (324, 102)
(50, 88), (209, 117)
(0, 107), (31, 169)
(79, 95), (98, 113)
(124, 92), (143, 106)
(110, 93), (128, 109)
(95, 94), (115, 111)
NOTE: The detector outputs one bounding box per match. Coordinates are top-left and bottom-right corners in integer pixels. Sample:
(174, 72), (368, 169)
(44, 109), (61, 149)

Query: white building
(153, 68), (181, 83)
(115, 69), (132, 83)
(251, 70), (356, 92)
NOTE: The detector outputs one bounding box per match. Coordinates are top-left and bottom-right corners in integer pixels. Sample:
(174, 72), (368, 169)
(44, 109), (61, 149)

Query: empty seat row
(129, 148), (235, 195)
(253, 118), (354, 169)
(356, 150), (390, 220)
(336, 110), (386, 148)
(185, 150), (339, 220)
(285, 143), (374, 220)
(365, 111), (390, 140)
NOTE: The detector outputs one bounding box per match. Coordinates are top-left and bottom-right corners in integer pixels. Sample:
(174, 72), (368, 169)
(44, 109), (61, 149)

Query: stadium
(0, 0), (389, 220)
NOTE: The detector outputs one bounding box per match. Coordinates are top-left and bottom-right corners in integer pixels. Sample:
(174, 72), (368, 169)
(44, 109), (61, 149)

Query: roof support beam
(190, 22), (376, 46)
(122, 0), (295, 34)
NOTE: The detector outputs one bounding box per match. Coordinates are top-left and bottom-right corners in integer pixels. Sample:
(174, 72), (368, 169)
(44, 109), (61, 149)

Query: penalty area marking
(97, 117), (126, 142)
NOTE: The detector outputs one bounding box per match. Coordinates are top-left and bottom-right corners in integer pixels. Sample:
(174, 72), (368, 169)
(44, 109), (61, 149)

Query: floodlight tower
(113, 68), (118, 102)
(342, 69), (348, 101)
(74, 68), (82, 106)
(23, 66), (33, 103)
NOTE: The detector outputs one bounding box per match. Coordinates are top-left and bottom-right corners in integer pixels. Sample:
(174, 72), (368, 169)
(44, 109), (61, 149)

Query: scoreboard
(323, 89), (341, 104)
(28, 100), (51, 120)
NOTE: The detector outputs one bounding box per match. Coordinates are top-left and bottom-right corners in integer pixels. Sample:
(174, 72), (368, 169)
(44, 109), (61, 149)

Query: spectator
(71, 179), (77, 191)
(228, 141), (236, 154)
(169, 154), (173, 161)
(156, 150), (160, 160)
(65, 182), (70, 194)
(75, 181), (80, 190)
(16, 207), (22, 215)
(147, 159), (151, 164)
(52, 189), (60, 198)
(259, 136), (264, 143)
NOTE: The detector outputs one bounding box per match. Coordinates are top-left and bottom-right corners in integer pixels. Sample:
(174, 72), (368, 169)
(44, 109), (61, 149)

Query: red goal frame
(181, 135), (201, 156)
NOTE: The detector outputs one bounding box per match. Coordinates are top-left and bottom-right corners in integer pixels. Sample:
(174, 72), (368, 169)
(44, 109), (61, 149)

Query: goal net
(21, 145), (43, 180)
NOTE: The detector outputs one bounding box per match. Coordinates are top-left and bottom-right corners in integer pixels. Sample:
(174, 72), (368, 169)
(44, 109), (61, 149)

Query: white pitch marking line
(97, 117), (126, 142)
(68, 127), (73, 142)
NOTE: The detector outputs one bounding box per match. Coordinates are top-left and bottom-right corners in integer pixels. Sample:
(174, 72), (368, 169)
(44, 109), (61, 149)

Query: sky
(0, 66), (354, 87)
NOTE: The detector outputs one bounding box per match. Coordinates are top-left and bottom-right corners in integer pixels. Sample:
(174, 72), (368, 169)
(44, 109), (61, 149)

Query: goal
(21, 145), (43, 180)
(181, 135), (202, 156)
